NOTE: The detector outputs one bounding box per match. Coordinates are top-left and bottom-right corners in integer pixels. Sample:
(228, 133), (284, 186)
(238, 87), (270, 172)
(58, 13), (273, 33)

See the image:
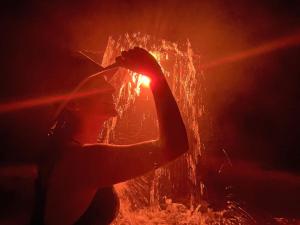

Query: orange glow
(140, 75), (151, 87)
(131, 73), (151, 95)
(3, 33), (300, 114)
(203, 32), (300, 69)
(0, 88), (111, 114)
(150, 51), (160, 60)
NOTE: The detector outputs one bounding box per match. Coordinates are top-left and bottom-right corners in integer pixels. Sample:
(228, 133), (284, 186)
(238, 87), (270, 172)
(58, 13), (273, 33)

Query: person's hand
(115, 47), (162, 79)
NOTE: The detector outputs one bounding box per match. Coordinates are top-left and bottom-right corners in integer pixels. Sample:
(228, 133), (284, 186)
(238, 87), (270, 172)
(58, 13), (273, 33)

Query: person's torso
(31, 140), (119, 225)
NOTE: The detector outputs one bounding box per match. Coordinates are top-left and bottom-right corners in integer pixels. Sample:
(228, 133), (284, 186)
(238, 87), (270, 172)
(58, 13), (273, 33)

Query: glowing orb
(140, 75), (151, 87)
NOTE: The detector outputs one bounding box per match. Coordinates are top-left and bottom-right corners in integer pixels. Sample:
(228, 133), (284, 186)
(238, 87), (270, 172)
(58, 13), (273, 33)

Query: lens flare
(140, 75), (151, 87)
(3, 33), (300, 115)
(0, 88), (110, 114)
(203, 32), (300, 69)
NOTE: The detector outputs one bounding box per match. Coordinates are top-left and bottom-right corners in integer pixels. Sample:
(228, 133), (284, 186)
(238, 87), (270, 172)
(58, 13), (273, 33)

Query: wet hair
(46, 50), (108, 141)
(48, 108), (81, 143)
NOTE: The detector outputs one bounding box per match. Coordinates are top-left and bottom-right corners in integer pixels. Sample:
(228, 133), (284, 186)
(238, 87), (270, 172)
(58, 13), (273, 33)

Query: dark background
(0, 0), (300, 222)
(1, 0), (299, 171)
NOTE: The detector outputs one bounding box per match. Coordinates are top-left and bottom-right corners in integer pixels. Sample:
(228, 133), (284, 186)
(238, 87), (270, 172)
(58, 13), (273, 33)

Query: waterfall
(98, 33), (252, 225)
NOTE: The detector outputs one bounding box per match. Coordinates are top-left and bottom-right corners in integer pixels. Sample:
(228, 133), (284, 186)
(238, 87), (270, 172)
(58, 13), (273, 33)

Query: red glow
(0, 88), (112, 114)
(140, 75), (151, 87)
(203, 33), (300, 69)
(2, 33), (300, 114)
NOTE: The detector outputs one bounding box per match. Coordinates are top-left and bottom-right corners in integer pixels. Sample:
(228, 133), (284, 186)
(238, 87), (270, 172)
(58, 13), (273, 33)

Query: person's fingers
(116, 54), (136, 69)
(122, 49), (137, 62)
(115, 56), (125, 65)
(131, 48), (150, 62)
(116, 47), (160, 75)
(122, 49), (140, 65)
(133, 47), (154, 62)
(121, 51), (129, 57)
(127, 49), (137, 58)
(134, 47), (149, 56)
(133, 46), (145, 52)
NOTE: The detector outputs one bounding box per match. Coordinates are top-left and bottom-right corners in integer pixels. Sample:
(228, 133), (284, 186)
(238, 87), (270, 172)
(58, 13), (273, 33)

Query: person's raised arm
(115, 47), (189, 158)
(57, 47), (189, 187)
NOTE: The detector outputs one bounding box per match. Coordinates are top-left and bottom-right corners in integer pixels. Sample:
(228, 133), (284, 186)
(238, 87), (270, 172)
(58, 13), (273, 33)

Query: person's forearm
(150, 69), (189, 157)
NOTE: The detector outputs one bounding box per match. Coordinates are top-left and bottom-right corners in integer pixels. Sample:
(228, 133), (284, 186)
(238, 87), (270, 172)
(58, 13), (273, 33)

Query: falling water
(98, 33), (254, 225)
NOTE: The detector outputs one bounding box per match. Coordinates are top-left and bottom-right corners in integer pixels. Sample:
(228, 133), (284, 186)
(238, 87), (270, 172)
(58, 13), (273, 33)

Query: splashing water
(98, 33), (254, 225)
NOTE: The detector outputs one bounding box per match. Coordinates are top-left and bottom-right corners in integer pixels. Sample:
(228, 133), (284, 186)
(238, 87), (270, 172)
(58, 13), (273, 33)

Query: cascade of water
(98, 33), (253, 225)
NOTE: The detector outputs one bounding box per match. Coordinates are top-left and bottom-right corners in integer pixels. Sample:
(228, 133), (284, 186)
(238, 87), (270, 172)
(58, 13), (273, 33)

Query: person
(30, 47), (189, 225)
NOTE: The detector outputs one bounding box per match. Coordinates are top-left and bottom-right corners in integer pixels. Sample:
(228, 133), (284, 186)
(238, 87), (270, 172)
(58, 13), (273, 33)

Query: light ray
(0, 88), (111, 114)
(203, 32), (300, 69)
(2, 32), (300, 114)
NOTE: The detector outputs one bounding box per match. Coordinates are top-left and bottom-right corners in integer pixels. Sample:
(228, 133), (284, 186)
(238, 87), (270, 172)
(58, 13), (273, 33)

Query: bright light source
(150, 51), (160, 60)
(140, 75), (151, 87)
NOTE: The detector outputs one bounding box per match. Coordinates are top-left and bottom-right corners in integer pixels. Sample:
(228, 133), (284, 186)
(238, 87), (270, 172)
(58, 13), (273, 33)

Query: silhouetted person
(30, 47), (189, 225)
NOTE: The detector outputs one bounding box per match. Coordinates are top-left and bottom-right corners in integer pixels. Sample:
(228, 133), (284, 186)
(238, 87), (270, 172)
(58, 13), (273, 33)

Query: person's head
(66, 73), (117, 120)
(49, 52), (118, 140)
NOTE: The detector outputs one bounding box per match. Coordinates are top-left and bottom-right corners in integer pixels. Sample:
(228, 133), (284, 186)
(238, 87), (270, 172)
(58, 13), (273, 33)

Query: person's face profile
(73, 78), (117, 119)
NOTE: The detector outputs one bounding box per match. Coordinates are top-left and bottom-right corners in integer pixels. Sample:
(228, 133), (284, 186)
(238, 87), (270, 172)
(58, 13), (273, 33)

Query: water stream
(98, 33), (253, 225)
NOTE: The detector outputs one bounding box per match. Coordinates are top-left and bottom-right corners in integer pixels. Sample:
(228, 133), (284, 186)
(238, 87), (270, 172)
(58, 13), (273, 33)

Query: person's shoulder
(64, 140), (83, 151)
(50, 139), (82, 158)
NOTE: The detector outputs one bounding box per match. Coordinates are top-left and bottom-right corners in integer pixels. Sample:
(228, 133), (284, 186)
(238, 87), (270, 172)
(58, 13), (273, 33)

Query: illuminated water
(98, 33), (254, 225)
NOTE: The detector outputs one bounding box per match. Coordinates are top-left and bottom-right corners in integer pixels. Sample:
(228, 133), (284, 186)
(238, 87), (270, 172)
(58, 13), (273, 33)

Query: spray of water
(98, 33), (254, 225)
